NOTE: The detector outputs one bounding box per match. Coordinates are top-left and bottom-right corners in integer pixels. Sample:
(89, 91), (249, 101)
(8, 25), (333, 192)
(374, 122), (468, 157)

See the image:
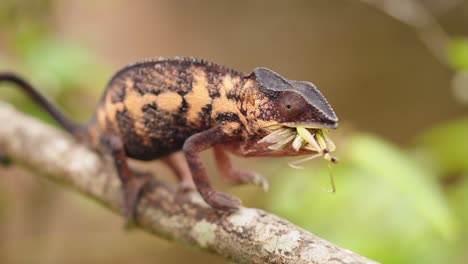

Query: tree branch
(0, 103), (378, 264)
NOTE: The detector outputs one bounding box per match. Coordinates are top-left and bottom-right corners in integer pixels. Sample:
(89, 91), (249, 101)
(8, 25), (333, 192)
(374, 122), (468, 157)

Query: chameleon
(0, 57), (338, 218)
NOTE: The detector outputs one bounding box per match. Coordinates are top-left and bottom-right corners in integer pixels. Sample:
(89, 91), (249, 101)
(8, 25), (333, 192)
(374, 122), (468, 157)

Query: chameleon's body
(0, 57), (338, 218)
(89, 59), (263, 160)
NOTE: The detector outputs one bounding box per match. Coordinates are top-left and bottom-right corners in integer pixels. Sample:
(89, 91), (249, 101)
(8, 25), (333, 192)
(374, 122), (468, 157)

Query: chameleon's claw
(256, 174), (270, 192)
(223, 169), (269, 191)
(248, 173), (269, 192)
(204, 190), (241, 211)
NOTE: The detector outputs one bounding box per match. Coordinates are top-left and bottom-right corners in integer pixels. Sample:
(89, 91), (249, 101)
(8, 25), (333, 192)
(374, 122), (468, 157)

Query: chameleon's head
(252, 67), (338, 130)
(245, 67), (338, 162)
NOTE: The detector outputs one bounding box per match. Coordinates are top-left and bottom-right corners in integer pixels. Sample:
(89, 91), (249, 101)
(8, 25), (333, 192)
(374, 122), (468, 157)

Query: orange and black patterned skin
(0, 57), (338, 218)
(89, 58), (251, 160)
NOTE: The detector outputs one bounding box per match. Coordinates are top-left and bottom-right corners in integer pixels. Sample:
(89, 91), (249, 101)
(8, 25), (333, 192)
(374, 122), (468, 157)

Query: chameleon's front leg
(214, 146), (269, 191)
(183, 126), (241, 210)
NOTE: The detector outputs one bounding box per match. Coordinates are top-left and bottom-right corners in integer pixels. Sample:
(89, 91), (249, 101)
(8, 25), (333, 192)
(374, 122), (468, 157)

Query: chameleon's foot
(122, 171), (153, 221)
(177, 178), (196, 193)
(202, 190), (241, 210)
(225, 169), (269, 192)
(213, 146), (269, 191)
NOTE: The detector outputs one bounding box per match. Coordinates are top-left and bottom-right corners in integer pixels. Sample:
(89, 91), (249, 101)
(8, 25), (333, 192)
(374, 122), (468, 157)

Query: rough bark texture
(0, 103), (378, 264)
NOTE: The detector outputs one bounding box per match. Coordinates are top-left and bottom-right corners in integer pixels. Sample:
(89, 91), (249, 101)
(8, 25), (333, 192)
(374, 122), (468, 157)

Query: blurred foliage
(0, 0), (111, 123)
(267, 130), (467, 263)
(449, 38), (468, 71)
(0, 29), (111, 123)
(419, 119), (468, 174)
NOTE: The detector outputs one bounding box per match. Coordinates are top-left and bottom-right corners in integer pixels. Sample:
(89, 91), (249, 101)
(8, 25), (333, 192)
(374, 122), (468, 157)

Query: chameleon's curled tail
(0, 72), (84, 135)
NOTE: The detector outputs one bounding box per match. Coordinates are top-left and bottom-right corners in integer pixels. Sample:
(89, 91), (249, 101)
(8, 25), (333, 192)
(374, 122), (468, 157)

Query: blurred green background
(1, 0), (468, 263)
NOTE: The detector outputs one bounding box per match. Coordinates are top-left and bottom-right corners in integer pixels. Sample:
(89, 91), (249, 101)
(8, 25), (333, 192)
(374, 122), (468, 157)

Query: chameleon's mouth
(257, 125), (338, 167)
(281, 122), (338, 130)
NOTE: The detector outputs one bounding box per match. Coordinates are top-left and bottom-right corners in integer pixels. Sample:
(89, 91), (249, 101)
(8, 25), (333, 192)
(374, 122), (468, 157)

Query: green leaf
(348, 134), (456, 240)
(448, 38), (468, 71)
(23, 39), (101, 89)
(267, 133), (458, 263)
(418, 118), (468, 174)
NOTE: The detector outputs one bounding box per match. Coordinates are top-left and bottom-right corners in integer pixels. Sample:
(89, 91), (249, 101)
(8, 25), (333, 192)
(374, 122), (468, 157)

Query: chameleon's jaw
(281, 121), (338, 130)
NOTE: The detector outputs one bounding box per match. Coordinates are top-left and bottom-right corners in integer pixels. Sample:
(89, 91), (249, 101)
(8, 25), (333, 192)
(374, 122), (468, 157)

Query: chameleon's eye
(278, 92), (307, 119)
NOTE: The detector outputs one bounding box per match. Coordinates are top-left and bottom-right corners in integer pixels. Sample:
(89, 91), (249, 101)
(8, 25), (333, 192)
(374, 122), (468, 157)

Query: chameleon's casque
(0, 57), (338, 218)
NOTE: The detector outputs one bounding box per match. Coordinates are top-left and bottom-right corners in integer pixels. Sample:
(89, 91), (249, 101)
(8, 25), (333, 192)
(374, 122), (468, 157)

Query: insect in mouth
(258, 125), (338, 192)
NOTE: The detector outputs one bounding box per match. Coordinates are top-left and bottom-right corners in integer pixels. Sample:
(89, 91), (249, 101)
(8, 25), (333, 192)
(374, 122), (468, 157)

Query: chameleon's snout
(281, 119), (338, 130)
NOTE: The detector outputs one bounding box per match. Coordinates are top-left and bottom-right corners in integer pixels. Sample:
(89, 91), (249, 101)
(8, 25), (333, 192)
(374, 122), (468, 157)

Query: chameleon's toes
(251, 173), (269, 192)
(122, 172), (153, 222)
(228, 169), (269, 192)
(204, 191), (241, 211)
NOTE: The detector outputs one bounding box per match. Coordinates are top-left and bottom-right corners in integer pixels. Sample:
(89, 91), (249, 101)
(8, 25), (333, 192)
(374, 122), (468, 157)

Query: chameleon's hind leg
(214, 146), (269, 191)
(101, 135), (153, 220)
(162, 152), (195, 191)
